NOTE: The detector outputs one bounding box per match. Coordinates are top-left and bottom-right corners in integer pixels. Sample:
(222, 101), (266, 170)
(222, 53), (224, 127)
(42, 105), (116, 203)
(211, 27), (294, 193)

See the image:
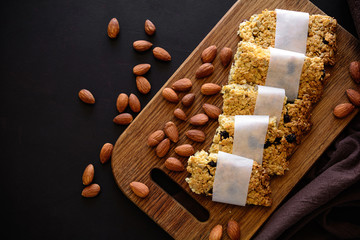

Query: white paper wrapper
(254, 85), (285, 126)
(265, 47), (305, 101)
(232, 115), (269, 164)
(275, 9), (309, 54)
(212, 151), (253, 206)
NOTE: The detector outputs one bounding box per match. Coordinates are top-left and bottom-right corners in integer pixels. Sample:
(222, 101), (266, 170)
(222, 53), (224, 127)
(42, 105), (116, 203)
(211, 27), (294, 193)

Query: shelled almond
(196, 63), (214, 79)
(201, 45), (217, 63)
(172, 78), (192, 92)
(100, 143), (113, 164)
(201, 83), (221, 95)
(82, 183), (101, 198)
(116, 93), (128, 113)
(78, 89), (95, 104)
(164, 121), (179, 143)
(130, 181), (149, 198)
(174, 144), (195, 157)
(186, 129), (206, 142)
(346, 89), (360, 106)
(82, 164), (94, 186)
(156, 138), (170, 157)
(164, 157), (185, 171)
(153, 47), (171, 61)
(113, 113), (133, 125)
(136, 76), (151, 94)
(162, 88), (179, 103)
(133, 63), (151, 75)
(203, 103), (222, 119)
(107, 18), (119, 38)
(189, 113), (209, 126)
(173, 108), (187, 121)
(209, 225), (223, 240)
(133, 40), (153, 52)
(129, 94), (141, 112)
(350, 61), (360, 84)
(219, 47), (233, 66)
(147, 130), (165, 147)
(144, 19), (156, 36)
(227, 220), (240, 240)
(181, 93), (195, 107)
(333, 103), (355, 118)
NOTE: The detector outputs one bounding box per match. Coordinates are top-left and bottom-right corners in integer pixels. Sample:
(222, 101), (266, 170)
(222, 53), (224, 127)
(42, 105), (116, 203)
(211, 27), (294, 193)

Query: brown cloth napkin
(254, 112), (360, 240)
(348, 0), (360, 37)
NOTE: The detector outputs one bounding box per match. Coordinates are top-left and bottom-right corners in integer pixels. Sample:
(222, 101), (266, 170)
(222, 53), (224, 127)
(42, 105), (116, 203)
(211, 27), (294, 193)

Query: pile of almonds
(333, 61), (360, 118)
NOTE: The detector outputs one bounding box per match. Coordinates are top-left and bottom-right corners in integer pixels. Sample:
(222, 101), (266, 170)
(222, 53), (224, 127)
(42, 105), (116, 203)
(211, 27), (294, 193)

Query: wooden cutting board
(111, 0), (360, 239)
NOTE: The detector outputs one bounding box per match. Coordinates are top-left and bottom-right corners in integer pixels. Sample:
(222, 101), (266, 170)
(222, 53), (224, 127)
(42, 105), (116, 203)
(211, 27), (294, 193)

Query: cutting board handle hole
(150, 168), (210, 222)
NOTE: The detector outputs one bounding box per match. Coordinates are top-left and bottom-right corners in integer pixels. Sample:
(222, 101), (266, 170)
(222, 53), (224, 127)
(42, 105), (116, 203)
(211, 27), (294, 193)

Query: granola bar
(185, 150), (272, 206)
(238, 9), (337, 65)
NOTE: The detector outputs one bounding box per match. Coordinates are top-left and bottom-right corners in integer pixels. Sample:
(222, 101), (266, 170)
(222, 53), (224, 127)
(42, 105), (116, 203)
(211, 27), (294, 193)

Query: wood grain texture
(111, 0), (360, 239)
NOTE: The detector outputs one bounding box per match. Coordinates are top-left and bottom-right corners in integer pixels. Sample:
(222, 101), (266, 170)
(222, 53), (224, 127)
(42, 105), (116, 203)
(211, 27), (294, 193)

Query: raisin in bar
(238, 9), (337, 65)
(229, 41), (325, 104)
(185, 150), (272, 206)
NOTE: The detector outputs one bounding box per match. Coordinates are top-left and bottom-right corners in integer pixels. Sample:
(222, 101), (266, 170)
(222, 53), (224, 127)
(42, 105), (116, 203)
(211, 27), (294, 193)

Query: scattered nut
(133, 63), (151, 75)
(189, 113), (209, 126)
(203, 103), (222, 119)
(162, 88), (179, 103)
(219, 47), (233, 67)
(201, 83), (221, 95)
(144, 19), (156, 36)
(147, 130), (165, 147)
(174, 108), (187, 121)
(164, 121), (179, 143)
(116, 93), (128, 113)
(113, 113), (133, 125)
(346, 89), (360, 106)
(130, 181), (149, 198)
(107, 18), (119, 38)
(129, 93), (141, 113)
(181, 93), (195, 107)
(82, 164), (94, 186)
(227, 220), (240, 240)
(136, 76), (151, 94)
(78, 89), (95, 104)
(164, 157), (185, 171)
(100, 143), (113, 164)
(133, 40), (153, 52)
(333, 103), (355, 118)
(350, 61), (360, 84)
(172, 78), (192, 92)
(186, 129), (206, 142)
(201, 45), (217, 63)
(82, 183), (101, 198)
(196, 63), (214, 79)
(174, 144), (195, 157)
(156, 138), (170, 157)
(209, 225), (223, 240)
(153, 47), (171, 61)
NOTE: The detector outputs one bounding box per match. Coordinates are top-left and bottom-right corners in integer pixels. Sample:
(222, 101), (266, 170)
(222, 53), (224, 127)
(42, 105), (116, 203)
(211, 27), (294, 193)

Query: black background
(1, 0), (357, 239)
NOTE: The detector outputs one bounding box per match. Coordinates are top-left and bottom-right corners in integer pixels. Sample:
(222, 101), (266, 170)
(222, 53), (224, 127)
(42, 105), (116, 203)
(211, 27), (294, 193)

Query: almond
(144, 19), (156, 36)
(333, 103), (355, 118)
(156, 138), (170, 157)
(133, 40), (153, 52)
(164, 157), (185, 171)
(129, 93), (141, 112)
(219, 47), (233, 66)
(82, 183), (101, 198)
(116, 93), (128, 113)
(203, 103), (222, 119)
(201, 45), (217, 63)
(186, 129), (206, 142)
(181, 93), (195, 107)
(147, 130), (165, 147)
(350, 61), (360, 84)
(174, 108), (187, 121)
(130, 181), (149, 198)
(164, 121), (179, 143)
(113, 113), (133, 125)
(78, 89), (95, 104)
(162, 88), (179, 103)
(136, 76), (151, 94)
(209, 225), (223, 240)
(196, 63), (214, 79)
(227, 220), (240, 240)
(107, 18), (119, 38)
(153, 47), (171, 61)
(189, 113), (209, 126)
(172, 78), (192, 92)
(82, 164), (94, 185)
(346, 89), (360, 106)
(174, 144), (195, 157)
(100, 143), (113, 164)
(201, 83), (221, 95)
(133, 63), (151, 75)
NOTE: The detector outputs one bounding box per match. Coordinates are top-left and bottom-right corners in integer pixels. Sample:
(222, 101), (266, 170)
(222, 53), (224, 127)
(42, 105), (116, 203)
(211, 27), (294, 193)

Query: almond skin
(113, 113), (133, 125)
(145, 19), (156, 35)
(333, 103), (355, 118)
(82, 183), (101, 198)
(153, 47), (171, 61)
(162, 88), (179, 103)
(201, 45), (217, 63)
(209, 225), (223, 240)
(182, 93), (195, 107)
(189, 113), (209, 126)
(147, 130), (165, 147)
(156, 138), (170, 157)
(129, 93), (141, 112)
(172, 78), (192, 92)
(220, 47), (233, 66)
(107, 18), (119, 38)
(227, 220), (240, 240)
(116, 93), (128, 113)
(100, 143), (113, 164)
(78, 89), (95, 104)
(186, 129), (206, 142)
(164, 121), (179, 143)
(130, 181), (149, 198)
(174, 108), (187, 121)
(133, 40), (153, 52)
(350, 61), (360, 84)
(346, 89), (360, 106)
(201, 83), (221, 95)
(174, 144), (195, 157)
(203, 103), (222, 119)
(133, 63), (151, 75)
(82, 164), (94, 185)
(164, 157), (185, 171)
(136, 76), (151, 94)
(196, 63), (214, 79)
